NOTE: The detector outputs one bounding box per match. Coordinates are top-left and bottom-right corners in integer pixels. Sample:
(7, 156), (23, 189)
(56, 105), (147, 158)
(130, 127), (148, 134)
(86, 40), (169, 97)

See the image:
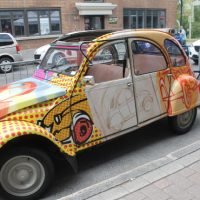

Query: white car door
(129, 38), (170, 123)
(85, 40), (137, 138)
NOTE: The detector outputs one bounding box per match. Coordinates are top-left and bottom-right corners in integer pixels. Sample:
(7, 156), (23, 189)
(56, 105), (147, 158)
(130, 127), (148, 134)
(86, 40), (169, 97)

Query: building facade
(0, 0), (178, 49)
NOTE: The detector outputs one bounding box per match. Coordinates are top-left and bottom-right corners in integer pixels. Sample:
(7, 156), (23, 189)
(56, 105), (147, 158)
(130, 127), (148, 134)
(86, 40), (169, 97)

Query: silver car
(0, 33), (23, 73)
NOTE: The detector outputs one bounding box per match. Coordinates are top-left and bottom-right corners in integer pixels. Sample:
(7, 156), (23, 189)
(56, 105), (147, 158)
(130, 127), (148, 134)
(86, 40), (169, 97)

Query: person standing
(179, 26), (186, 45)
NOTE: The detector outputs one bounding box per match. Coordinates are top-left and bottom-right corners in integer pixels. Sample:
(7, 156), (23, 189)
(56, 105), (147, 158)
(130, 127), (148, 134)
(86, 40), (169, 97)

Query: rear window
(0, 34), (14, 46)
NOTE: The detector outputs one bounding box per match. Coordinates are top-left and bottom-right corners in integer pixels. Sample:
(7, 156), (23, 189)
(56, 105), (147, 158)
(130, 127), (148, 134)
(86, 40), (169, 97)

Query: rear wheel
(0, 147), (54, 200)
(0, 57), (13, 73)
(168, 108), (197, 135)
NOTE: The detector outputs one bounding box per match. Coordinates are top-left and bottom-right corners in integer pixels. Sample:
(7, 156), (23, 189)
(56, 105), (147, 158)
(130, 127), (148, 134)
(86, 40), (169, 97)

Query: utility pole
(180, 0), (183, 26)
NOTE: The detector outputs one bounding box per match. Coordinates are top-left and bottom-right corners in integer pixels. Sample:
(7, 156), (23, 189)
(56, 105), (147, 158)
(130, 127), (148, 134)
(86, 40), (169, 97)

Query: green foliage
(192, 21), (200, 38)
(176, 0), (200, 38)
(192, 7), (200, 38)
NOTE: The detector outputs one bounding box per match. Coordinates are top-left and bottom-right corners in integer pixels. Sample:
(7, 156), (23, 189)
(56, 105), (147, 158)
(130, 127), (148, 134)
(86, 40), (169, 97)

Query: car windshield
(40, 42), (88, 76)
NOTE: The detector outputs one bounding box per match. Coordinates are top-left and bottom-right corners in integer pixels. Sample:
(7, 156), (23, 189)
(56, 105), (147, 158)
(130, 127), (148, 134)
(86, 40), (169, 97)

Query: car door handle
(167, 73), (173, 77)
(127, 82), (134, 87)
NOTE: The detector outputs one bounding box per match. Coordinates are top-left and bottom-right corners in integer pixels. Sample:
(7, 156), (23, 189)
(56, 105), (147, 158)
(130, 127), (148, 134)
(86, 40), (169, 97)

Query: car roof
(54, 29), (116, 42)
(97, 29), (174, 46)
(53, 29), (175, 49)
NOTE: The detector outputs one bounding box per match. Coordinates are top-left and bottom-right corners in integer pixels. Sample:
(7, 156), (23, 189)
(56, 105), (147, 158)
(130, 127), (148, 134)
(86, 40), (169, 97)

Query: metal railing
(0, 60), (40, 85)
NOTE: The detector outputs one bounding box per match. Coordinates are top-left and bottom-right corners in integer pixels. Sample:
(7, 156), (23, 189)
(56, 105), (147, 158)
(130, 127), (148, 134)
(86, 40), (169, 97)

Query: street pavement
(21, 48), (36, 60)
(59, 135), (200, 200)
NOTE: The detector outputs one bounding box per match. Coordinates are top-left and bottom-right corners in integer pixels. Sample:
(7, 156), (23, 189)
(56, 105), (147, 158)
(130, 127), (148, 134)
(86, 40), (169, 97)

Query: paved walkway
(60, 140), (200, 200)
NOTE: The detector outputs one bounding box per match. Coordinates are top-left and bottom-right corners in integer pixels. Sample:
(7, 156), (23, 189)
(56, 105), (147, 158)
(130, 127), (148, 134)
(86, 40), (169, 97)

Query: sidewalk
(60, 140), (200, 200)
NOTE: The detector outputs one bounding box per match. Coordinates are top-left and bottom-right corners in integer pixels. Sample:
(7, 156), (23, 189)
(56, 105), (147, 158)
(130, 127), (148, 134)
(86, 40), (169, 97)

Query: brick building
(0, 0), (178, 49)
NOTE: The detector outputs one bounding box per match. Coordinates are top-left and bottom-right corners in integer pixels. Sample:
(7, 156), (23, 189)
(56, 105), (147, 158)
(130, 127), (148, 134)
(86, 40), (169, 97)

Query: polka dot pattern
(0, 35), (111, 157)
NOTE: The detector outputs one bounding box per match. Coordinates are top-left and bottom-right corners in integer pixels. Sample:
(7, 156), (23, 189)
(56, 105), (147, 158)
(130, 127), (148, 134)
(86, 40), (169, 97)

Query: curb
(58, 140), (200, 200)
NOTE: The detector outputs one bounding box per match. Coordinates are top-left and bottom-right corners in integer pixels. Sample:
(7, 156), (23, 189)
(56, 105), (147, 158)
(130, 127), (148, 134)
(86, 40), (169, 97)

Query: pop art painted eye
(54, 114), (62, 125)
(72, 112), (93, 145)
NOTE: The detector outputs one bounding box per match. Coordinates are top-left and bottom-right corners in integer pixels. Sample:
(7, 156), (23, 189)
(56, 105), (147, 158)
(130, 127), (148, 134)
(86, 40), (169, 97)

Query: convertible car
(0, 29), (199, 200)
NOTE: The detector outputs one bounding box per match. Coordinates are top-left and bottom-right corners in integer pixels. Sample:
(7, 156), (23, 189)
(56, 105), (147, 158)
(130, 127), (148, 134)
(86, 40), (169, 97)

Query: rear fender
(168, 74), (200, 116)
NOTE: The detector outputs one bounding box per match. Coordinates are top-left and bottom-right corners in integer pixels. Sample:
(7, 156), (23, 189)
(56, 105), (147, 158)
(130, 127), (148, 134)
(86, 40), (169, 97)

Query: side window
(132, 40), (167, 75)
(0, 34), (14, 46)
(86, 41), (129, 83)
(164, 39), (186, 67)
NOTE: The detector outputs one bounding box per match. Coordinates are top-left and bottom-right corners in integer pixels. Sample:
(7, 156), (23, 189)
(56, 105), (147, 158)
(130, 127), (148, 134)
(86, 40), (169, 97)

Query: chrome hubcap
(0, 60), (12, 72)
(177, 109), (194, 129)
(0, 156), (45, 197)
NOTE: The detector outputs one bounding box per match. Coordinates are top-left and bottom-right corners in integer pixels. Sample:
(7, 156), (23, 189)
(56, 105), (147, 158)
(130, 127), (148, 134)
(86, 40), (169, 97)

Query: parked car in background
(189, 39), (200, 64)
(0, 33), (23, 73)
(0, 29), (199, 200)
(34, 29), (114, 61)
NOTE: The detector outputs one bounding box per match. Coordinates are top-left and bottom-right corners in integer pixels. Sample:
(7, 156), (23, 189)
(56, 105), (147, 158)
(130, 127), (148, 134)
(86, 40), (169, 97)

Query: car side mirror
(83, 75), (95, 85)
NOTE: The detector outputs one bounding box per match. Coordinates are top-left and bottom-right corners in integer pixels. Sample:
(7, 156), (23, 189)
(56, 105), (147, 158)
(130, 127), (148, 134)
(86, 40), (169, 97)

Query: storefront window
(13, 11), (25, 36)
(0, 9), (61, 37)
(123, 9), (166, 29)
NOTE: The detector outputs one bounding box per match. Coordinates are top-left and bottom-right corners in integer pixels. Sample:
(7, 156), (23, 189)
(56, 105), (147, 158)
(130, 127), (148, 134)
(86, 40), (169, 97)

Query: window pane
(159, 11), (165, 28)
(0, 33), (13, 46)
(164, 39), (185, 67)
(13, 11), (25, 36)
(138, 16), (144, 28)
(123, 16), (129, 29)
(153, 15), (158, 28)
(39, 11), (50, 35)
(89, 41), (129, 83)
(28, 11), (39, 35)
(1, 19), (12, 34)
(0, 12), (11, 19)
(50, 11), (60, 32)
(132, 40), (167, 75)
(146, 10), (152, 28)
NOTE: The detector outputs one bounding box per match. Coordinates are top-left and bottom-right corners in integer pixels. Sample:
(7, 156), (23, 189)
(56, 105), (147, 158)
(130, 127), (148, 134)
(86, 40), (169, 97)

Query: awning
(75, 3), (117, 16)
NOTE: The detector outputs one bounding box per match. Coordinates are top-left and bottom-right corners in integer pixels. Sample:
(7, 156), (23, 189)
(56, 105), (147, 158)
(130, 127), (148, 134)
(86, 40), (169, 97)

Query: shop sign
(108, 17), (118, 24)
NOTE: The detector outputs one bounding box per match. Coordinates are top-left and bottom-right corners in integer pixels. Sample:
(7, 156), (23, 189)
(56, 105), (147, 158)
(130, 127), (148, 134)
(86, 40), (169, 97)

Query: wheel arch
(0, 54), (14, 62)
(0, 121), (78, 172)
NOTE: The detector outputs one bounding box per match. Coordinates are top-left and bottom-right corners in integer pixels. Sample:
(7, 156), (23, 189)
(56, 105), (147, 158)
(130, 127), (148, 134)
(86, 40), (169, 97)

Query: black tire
(0, 57), (13, 73)
(168, 108), (197, 135)
(0, 147), (54, 200)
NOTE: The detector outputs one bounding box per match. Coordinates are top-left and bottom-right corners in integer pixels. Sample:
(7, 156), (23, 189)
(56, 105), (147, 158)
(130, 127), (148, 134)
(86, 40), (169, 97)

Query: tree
(192, 6), (200, 38)
(176, 0), (200, 38)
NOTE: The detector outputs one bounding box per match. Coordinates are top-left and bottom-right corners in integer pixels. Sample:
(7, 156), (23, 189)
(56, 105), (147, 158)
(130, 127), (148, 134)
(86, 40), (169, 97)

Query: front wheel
(168, 108), (197, 135)
(0, 147), (54, 200)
